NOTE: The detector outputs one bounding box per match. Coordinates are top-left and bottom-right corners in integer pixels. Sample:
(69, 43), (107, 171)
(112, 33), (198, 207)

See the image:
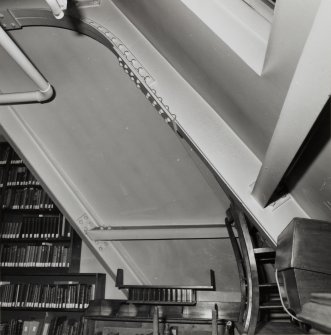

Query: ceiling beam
(252, 0), (331, 207)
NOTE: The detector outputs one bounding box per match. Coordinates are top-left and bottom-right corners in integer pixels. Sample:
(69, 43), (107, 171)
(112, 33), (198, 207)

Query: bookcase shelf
(1, 208), (58, 213)
(0, 143), (106, 334)
(0, 238), (72, 243)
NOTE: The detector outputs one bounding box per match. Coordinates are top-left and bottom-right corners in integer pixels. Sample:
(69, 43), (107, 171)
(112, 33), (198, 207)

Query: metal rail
(0, 26), (53, 104)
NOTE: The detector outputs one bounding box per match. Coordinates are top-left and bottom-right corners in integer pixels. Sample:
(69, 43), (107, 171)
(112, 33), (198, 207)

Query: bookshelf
(0, 142), (106, 334)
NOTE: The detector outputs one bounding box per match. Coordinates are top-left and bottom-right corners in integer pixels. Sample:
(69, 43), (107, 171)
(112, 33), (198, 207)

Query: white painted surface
(0, 0), (329, 292)
(253, 0), (331, 206)
(180, 0), (271, 74)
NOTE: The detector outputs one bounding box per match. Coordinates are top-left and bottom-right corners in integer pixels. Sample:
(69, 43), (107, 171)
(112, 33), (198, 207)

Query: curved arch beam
(5, 8), (178, 131)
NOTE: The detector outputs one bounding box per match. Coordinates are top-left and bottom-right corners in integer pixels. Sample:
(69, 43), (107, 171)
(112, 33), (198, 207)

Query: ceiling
(0, 0), (330, 286)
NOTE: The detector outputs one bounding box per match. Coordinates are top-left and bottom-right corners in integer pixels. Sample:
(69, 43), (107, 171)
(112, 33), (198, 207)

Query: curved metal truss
(1, 8), (178, 131)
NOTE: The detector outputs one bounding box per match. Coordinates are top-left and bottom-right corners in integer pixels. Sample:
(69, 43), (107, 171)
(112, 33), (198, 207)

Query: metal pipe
(0, 26), (54, 104)
(45, 0), (66, 19)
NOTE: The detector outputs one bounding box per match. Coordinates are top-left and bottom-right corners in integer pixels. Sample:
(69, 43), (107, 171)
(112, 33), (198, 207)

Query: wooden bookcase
(0, 142), (106, 334)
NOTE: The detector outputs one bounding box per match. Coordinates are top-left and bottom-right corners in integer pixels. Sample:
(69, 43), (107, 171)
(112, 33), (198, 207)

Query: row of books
(0, 216), (71, 239)
(0, 282), (95, 309)
(6, 166), (39, 187)
(0, 317), (84, 335)
(1, 188), (55, 210)
(0, 244), (70, 268)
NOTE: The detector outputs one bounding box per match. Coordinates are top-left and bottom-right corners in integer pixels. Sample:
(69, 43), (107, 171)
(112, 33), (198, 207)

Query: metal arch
(4, 8), (178, 132)
(226, 205), (260, 335)
(225, 211), (247, 334)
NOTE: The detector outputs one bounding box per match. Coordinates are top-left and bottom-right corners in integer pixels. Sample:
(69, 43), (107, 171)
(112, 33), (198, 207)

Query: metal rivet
(132, 60), (139, 68)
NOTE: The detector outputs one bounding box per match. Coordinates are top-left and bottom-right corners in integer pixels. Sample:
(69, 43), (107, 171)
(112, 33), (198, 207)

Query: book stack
(0, 319), (23, 335)
(0, 282), (95, 309)
(0, 215), (71, 239)
(0, 317), (84, 335)
(7, 167), (39, 186)
(9, 151), (23, 165)
(0, 244), (70, 268)
(2, 189), (55, 210)
(0, 143), (102, 331)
